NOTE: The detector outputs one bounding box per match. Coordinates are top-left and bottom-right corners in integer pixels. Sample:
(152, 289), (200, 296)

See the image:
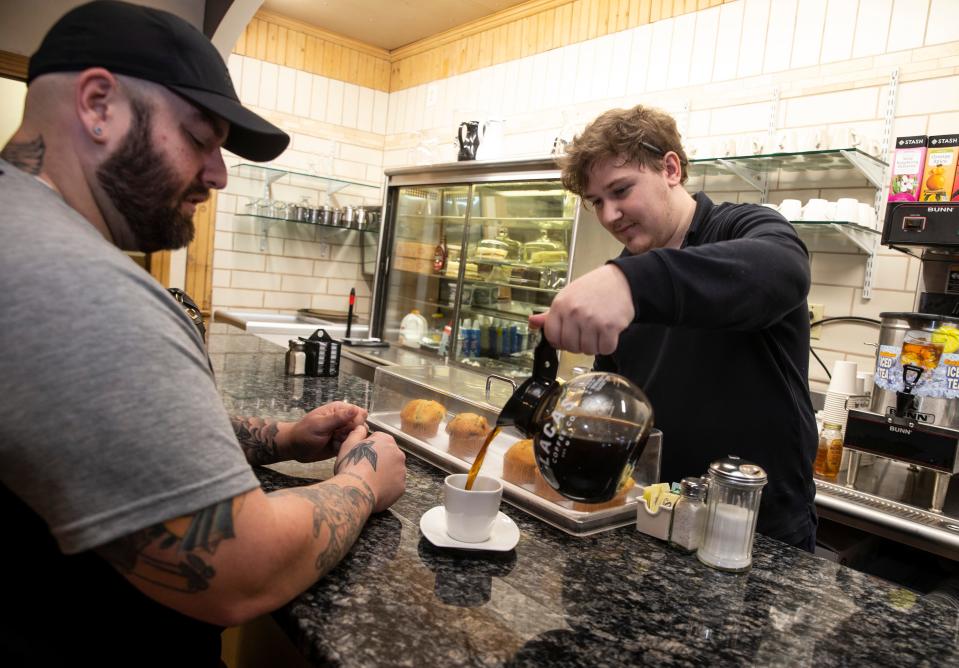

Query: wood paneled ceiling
(261, 0), (530, 51)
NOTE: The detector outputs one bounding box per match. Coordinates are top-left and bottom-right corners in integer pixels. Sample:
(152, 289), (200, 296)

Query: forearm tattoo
(273, 474), (375, 574)
(96, 498), (240, 593)
(1, 135), (45, 175)
(333, 440), (377, 474)
(232, 416), (281, 465)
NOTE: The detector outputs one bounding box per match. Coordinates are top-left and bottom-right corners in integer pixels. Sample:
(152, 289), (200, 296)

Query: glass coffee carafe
(497, 337), (655, 503)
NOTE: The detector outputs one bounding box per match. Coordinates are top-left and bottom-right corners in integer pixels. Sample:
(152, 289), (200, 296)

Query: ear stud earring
(93, 127), (102, 136)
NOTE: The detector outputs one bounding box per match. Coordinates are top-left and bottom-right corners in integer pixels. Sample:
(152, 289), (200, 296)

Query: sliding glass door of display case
(453, 180), (577, 378)
(381, 184), (471, 355)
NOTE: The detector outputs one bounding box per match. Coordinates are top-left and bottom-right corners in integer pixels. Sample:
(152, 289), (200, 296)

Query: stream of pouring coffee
(464, 427), (501, 490)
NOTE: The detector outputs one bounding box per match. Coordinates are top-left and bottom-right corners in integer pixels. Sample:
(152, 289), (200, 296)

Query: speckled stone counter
(209, 328), (959, 666)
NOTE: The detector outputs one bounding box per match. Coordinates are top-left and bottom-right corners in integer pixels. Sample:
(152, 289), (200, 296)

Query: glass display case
(371, 159), (615, 380)
(367, 364), (663, 536)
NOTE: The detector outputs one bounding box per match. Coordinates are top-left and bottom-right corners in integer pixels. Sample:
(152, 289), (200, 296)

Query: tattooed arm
(231, 401), (368, 465)
(94, 428), (405, 627)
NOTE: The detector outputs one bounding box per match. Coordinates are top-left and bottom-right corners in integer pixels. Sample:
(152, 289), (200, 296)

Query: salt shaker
(669, 477), (707, 553)
(697, 456), (767, 572)
(285, 339), (306, 376)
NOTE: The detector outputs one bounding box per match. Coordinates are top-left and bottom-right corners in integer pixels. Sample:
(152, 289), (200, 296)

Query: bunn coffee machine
(843, 202), (959, 513)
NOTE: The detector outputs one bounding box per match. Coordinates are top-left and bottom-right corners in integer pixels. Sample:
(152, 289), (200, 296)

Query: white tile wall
(737, 0), (770, 78)
(763, 0), (796, 73)
(852, 0), (893, 58)
(217, 0), (959, 387)
(820, 0), (860, 64)
(713, 1), (744, 81)
(926, 0), (959, 46)
(790, 0), (827, 69)
(689, 7), (720, 86)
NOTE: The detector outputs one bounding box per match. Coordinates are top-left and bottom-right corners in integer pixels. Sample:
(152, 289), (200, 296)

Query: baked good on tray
(501, 438), (536, 484)
(400, 399), (446, 439)
(571, 478), (636, 512)
(445, 412), (491, 459)
(532, 467), (567, 503)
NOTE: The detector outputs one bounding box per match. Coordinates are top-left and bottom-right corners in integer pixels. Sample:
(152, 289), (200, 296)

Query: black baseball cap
(28, 0), (289, 162)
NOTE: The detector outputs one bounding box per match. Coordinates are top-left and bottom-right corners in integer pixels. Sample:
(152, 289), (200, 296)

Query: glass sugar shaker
(697, 456), (767, 572)
(669, 476), (708, 553)
(285, 339), (306, 376)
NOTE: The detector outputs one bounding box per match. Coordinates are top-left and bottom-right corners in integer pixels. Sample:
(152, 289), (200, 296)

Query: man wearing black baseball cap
(0, 3), (406, 665)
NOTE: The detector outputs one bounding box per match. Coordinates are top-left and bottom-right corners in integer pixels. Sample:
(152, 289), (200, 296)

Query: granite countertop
(209, 328), (959, 666)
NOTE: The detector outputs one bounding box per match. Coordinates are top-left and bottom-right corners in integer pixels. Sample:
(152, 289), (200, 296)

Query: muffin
(572, 478), (636, 512)
(400, 399), (446, 439)
(532, 467), (567, 504)
(502, 438), (537, 485)
(445, 412), (491, 460)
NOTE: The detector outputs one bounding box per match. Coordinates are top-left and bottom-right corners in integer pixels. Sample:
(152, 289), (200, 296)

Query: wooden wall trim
(233, 10), (391, 91)
(0, 50), (29, 81)
(390, 0), (572, 60)
(185, 192), (217, 315)
(388, 0), (733, 91)
(232, 1), (733, 93)
(254, 10), (391, 59)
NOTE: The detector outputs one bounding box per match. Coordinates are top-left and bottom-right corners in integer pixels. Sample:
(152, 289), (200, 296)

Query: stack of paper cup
(822, 361), (860, 431)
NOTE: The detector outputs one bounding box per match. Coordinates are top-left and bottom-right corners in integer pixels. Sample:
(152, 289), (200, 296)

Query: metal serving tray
(368, 364), (662, 536)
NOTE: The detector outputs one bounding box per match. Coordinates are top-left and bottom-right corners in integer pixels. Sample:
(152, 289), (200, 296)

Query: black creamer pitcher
(498, 337), (655, 503)
(456, 121), (481, 160)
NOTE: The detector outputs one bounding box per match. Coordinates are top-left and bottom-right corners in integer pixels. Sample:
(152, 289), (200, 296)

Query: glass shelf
(791, 221), (881, 255)
(236, 213), (377, 233)
(461, 304), (537, 323)
(229, 163), (379, 197)
(463, 277), (560, 295)
(688, 147), (888, 192)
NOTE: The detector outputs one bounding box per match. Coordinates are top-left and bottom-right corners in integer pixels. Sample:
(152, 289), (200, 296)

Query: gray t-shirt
(0, 159), (259, 554)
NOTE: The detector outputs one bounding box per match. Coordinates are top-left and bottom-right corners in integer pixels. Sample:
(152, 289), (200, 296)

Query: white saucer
(419, 506), (520, 551)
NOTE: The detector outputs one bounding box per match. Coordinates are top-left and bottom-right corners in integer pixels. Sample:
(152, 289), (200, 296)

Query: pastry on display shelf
(400, 399), (446, 438)
(445, 412), (491, 459)
(501, 438), (537, 484)
(529, 250), (568, 265)
(571, 478), (636, 511)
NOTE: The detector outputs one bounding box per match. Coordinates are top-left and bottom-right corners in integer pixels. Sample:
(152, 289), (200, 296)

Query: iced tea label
(874, 344), (959, 398)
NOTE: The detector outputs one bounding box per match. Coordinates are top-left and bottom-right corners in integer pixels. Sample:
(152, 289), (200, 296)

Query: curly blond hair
(558, 105), (688, 195)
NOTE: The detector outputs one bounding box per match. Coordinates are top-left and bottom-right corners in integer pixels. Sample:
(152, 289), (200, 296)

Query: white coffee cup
(444, 473), (503, 542)
(828, 360), (859, 395)
(774, 130), (797, 153)
(857, 203), (877, 229)
(836, 198), (860, 223)
(803, 198), (829, 221)
(799, 129), (825, 151)
(779, 199), (802, 220)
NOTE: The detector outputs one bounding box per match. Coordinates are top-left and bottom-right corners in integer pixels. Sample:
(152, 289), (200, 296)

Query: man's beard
(96, 97), (208, 252)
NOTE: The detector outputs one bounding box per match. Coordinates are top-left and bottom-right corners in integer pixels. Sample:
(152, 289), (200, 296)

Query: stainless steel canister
(869, 311), (959, 428)
(317, 206), (334, 226)
(341, 205), (355, 226)
(353, 207), (369, 230)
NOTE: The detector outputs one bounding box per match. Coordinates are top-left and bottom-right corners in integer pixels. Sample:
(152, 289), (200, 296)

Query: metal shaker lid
(679, 476), (707, 499)
(708, 455), (768, 487)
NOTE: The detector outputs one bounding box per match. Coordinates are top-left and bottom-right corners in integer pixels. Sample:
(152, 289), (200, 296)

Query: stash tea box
(888, 135), (927, 202)
(920, 134), (959, 202)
